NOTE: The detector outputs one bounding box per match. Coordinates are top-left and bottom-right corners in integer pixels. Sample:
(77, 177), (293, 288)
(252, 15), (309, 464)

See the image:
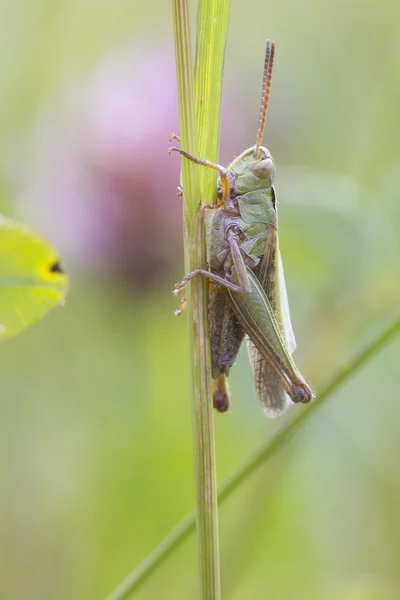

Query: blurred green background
(1, 1), (399, 599)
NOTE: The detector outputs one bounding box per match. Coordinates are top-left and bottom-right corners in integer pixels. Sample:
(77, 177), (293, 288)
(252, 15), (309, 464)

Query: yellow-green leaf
(0, 216), (68, 342)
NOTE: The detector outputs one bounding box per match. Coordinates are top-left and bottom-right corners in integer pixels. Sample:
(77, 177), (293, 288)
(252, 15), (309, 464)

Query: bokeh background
(1, 1), (400, 599)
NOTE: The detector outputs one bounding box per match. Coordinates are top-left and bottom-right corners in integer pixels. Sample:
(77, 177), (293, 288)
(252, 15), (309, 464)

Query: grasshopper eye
(252, 158), (274, 179)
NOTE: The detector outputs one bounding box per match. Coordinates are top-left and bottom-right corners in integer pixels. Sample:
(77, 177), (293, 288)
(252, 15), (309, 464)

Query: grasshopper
(170, 41), (313, 417)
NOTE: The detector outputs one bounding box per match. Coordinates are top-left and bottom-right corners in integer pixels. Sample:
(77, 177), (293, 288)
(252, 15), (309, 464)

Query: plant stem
(104, 313), (400, 599)
(171, 0), (229, 598)
(172, 1), (219, 595)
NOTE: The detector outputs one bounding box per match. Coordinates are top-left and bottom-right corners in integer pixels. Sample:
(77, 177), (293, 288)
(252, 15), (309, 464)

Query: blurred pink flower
(9, 41), (245, 288)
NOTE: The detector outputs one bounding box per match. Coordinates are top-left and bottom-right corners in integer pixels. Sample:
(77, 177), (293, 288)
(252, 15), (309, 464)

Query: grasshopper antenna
(254, 40), (275, 155)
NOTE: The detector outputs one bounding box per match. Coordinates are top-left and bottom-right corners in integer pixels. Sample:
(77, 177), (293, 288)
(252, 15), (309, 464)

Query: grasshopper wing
(245, 243), (295, 417)
(274, 244), (296, 354)
(246, 337), (291, 417)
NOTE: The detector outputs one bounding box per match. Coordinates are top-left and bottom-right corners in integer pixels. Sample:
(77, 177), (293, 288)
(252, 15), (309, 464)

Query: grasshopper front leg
(174, 296), (187, 317)
(168, 146), (231, 204)
(169, 136), (226, 211)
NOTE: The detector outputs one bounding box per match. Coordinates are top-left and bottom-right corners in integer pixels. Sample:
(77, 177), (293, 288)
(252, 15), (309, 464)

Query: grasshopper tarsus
(169, 133), (181, 143)
(202, 201), (224, 213)
(174, 296), (187, 317)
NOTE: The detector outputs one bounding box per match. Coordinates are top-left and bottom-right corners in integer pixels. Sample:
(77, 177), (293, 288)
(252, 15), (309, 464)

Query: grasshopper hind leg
(210, 286), (245, 380)
(210, 286), (244, 413)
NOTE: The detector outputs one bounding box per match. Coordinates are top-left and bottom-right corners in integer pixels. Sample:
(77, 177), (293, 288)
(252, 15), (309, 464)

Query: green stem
(104, 314), (400, 600)
(170, 0), (229, 598)
(185, 210), (220, 600)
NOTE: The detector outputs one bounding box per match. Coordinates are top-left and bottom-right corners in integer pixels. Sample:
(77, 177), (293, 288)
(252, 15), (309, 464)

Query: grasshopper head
(229, 145), (276, 194)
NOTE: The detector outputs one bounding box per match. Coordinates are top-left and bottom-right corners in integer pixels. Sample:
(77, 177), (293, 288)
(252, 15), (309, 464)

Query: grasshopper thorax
(227, 145), (276, 196)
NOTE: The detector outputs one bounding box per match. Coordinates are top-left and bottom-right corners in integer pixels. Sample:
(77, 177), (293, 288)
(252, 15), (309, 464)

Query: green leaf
(0, 216), (68, 341)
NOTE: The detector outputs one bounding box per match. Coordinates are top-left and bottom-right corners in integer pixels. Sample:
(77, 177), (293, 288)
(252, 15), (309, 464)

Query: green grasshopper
(171, 41), (313, 417)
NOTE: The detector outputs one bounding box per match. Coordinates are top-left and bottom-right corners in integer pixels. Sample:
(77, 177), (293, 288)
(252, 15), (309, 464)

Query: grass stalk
(104, 313), (400, 599)
(170, 0), (229, 598)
